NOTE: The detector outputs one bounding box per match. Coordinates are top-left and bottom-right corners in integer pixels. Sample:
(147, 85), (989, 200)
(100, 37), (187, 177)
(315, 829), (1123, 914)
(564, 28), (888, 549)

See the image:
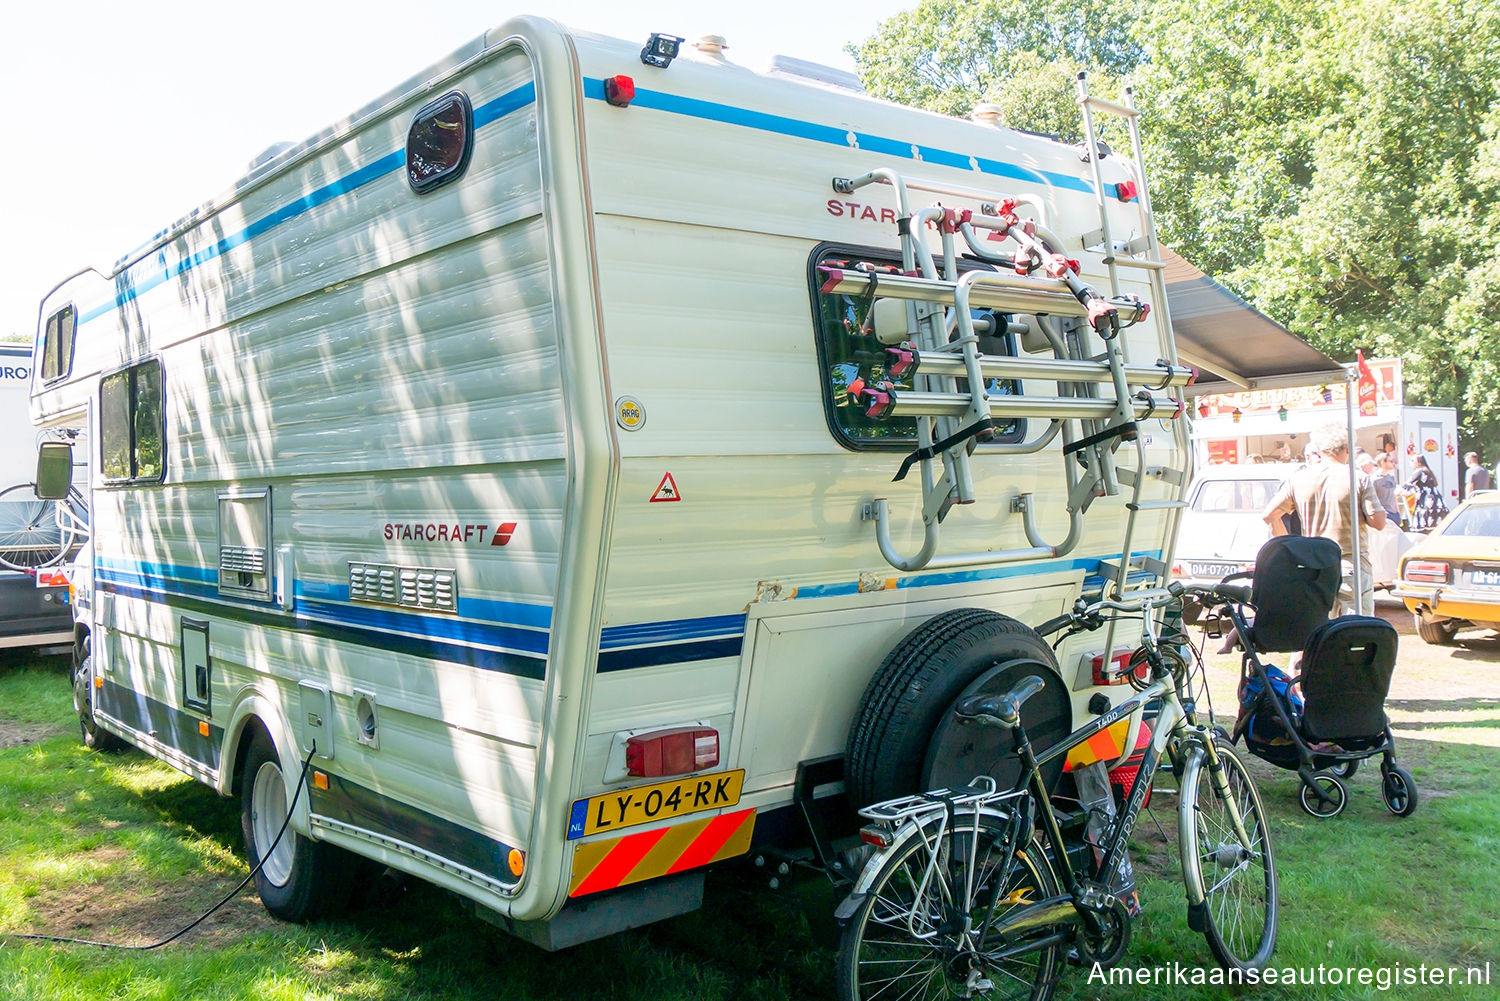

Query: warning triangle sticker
(649, 472), (681, 503)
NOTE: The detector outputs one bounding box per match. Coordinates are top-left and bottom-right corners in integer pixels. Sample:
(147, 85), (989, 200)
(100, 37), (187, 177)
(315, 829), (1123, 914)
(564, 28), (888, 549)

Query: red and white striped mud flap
(568, 808), (756, 897)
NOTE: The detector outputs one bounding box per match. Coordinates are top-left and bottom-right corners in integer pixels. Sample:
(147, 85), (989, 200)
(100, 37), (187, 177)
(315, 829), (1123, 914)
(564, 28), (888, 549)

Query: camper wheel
(239, 729), (354, 922)
(844, 609), (1069, 807)
(72, 635), (126, 753)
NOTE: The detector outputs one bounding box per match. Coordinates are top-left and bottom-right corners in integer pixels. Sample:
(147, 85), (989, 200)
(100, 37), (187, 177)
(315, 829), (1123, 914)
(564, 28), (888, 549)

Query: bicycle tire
(0, 482), (77, 571)
(1178, 738), (1278, 971)
(837, 816), (1061, 1001)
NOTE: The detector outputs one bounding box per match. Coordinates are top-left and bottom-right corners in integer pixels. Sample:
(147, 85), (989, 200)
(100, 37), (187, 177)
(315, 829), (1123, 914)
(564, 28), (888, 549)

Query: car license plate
(567, 769), (745, 840)
(1189, 562), (1239, 579)
(1469, 569), (1500, 587)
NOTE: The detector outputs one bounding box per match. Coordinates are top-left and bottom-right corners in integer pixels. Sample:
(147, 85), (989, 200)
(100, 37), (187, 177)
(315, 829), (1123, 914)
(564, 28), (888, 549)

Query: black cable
(1, 743), (315, 951)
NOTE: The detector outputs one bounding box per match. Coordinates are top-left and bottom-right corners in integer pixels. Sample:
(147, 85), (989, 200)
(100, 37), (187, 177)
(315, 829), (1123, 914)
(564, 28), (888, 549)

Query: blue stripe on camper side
(580, 78), (1128, 200)
(77, 82), (540, 326)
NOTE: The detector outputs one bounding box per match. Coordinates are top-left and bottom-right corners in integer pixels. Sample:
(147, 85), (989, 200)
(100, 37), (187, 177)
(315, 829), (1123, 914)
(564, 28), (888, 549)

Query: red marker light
(1116, 180), (1138, 202)
(605, 75), (636, 107)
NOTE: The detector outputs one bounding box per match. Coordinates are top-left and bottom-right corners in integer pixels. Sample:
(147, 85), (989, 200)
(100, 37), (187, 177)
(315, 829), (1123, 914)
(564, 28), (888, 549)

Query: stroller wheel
(1325, 758), (1359, 780)
(1382, 766), (1419, 818)
(1298, 772), (1348, 819)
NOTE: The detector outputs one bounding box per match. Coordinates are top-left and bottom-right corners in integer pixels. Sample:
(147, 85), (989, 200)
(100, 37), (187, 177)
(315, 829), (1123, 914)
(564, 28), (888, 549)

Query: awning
(1162, 246), (1345, 395)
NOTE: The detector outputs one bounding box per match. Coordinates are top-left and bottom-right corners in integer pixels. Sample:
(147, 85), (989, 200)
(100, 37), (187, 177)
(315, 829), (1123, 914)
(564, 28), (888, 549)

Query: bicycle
(835, 584), (1277, 1000)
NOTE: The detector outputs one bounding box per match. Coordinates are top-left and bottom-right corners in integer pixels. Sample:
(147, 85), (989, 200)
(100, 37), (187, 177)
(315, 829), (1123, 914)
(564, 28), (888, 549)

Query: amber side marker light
(508, 849), (525, 877)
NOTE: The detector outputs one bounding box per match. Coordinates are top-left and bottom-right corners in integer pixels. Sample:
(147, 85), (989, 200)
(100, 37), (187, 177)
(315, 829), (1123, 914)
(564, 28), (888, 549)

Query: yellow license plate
(567, 770), (744, 840)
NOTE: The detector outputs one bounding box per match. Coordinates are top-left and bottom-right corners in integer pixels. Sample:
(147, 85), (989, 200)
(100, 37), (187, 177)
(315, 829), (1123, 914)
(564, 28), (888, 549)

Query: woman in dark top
(1405, 455), (1447, 531)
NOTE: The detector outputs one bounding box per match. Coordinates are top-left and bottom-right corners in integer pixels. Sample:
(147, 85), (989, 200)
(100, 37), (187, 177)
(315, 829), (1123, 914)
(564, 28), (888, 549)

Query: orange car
(1393, 491), (1500, 643)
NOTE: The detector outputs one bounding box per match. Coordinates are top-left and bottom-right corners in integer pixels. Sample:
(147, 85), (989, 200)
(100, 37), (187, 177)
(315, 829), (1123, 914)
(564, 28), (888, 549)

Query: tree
(850, 0), (1500, 449)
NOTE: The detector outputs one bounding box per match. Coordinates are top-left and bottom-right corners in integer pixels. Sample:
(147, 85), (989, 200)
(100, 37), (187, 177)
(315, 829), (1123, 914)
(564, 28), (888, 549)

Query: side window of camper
(40, 305), (76, 383)
(406, 91), (473, 194)
(100, 359), (165, 484)
(810, 247), (1025, 450)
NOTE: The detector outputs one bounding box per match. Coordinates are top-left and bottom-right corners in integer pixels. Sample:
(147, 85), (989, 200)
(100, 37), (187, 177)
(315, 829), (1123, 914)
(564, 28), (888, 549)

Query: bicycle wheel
(837, 816), (1061, 1001)
(1178, 738), (1278, 971)
(0, 483), (77, 570)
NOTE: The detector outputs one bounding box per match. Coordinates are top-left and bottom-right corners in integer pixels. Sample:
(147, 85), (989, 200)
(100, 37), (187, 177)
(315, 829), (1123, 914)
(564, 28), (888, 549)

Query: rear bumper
(0, 574), (72, 648)
(1392, 584), (1500, 624)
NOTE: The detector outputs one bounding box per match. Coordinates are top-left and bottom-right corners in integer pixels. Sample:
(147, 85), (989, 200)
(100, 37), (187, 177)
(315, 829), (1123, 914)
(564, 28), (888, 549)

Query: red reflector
(1116, 180), (1138, 202)
(859, 824), (893, 848)
(1090, 649), (1135, 686)
(35, 569), (69, 587)
(625, 727), (719, 777)
(604, 74), (635, 107)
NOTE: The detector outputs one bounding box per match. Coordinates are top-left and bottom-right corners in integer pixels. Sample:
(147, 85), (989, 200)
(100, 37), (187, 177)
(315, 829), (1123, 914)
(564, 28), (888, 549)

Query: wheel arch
(219, 691), (305, 828)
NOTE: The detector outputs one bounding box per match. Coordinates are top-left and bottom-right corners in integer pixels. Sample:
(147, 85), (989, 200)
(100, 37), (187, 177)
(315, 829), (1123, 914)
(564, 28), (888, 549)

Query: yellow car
(1394, 491), (1500, 643)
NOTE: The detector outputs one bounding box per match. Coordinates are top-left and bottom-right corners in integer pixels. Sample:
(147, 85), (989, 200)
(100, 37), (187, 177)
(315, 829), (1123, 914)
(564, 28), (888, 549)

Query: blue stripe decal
(583, 78), (1119, 199)
(596, 637), (745, 674)
(600, 613), (747, 649)
(79, 83), (540, 327)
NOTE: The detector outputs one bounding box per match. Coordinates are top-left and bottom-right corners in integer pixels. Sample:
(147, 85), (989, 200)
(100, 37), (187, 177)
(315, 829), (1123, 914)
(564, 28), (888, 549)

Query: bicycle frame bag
(1235, 663), (1304, 769)
(1246, 536), (1342, 653)
(1299, 615), (1397, 746)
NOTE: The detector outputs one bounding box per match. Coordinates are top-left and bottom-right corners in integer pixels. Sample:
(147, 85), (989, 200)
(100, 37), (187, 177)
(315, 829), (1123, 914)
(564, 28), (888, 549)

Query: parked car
(1171, 464), (1300, 594)
(1393, 491), (1500, 643)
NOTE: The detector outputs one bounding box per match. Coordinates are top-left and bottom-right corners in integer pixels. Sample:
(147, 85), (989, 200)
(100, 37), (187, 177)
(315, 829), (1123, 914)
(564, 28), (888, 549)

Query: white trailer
(32, 17), (1189, 947)
(0, 342), (74, 648)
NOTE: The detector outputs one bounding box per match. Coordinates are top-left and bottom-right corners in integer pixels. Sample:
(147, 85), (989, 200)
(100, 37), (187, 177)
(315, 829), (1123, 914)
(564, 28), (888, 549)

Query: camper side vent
(221, 546), (267, 575)
(349, 561), (457, 613)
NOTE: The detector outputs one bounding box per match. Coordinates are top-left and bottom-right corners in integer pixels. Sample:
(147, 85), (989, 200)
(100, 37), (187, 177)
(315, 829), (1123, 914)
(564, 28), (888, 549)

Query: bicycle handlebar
(1037, 580), (1252, 638)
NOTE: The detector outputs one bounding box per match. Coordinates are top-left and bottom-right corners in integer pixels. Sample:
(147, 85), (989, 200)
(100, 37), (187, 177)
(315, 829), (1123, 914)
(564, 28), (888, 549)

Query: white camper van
(0, 343), (74, 648)
(32, 17), (1190, 947)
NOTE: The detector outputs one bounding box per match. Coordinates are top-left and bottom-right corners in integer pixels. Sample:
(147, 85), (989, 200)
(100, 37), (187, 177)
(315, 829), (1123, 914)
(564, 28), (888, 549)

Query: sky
(0, 0), (913, 342)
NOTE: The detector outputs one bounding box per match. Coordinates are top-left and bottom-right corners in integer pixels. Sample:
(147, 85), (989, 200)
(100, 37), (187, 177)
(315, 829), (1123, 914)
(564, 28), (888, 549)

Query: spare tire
(845, 608), (1070, 807)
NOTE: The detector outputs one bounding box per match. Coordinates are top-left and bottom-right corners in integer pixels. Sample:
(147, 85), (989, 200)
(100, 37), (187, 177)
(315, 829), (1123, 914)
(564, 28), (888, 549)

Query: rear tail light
(859, 823), (894, 848)
(34, 568), (69, 588)
(625, 727), (719, 778)
(1091, 649), (1136, 686)
(1403, 560), (1450, 584)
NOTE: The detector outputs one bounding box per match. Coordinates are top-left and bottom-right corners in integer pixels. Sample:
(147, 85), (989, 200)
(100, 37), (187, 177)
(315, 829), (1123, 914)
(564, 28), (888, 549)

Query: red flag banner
(1356, 350), (1378, 417)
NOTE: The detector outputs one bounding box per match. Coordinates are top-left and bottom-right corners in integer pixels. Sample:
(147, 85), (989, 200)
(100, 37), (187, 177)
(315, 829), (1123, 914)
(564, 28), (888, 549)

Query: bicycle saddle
(953, 675), (1046, 729)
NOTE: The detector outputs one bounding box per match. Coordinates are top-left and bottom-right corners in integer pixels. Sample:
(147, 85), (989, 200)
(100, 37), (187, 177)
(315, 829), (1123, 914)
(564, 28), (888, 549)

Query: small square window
(100, 358), (165, 485)
(407, 91), (473, 194)
(41, 305), (76, 383)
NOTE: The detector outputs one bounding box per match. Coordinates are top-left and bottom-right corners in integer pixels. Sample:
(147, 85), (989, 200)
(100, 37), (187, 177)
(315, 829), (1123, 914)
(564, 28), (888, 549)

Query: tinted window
(41, 305), (76, 383)
(407, 92), (473, 193)
(811, 247), (1024, 449)
(100, 359), (164, 484)
(1191, 479), (1281, 513)
(1442, 504), (1500, 538)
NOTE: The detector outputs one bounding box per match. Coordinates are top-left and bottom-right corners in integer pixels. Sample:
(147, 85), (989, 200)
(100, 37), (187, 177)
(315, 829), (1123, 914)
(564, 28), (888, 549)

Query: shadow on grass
(1388, 697), (1500, 713)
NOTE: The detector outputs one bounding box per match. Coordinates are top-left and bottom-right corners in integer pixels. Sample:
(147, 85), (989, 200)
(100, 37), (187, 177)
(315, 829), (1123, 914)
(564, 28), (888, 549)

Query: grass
(2, 612), (1499, 1000)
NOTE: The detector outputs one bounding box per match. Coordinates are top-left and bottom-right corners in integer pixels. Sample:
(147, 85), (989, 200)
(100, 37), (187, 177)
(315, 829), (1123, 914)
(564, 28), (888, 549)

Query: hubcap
(251, 760), (294, 886)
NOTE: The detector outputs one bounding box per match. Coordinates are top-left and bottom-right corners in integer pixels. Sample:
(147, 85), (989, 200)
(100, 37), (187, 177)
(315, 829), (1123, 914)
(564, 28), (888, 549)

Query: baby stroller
(1209, 535), (1418, 819)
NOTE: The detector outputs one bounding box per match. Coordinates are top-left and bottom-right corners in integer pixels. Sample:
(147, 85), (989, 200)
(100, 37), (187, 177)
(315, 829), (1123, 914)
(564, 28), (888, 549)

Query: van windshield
(1191, 479), (1281, 514)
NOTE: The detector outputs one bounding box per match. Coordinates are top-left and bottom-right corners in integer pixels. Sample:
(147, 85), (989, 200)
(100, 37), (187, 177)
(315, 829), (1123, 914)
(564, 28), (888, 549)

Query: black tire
(239, 730), (353, 922)
(845, 609), (1068, 807)
(1382, 765), (1419, 818)
(1322, 758), (1360, 780)
(1298, 772), (1348, 819)
(836, 818), (1060, 1001)
(1180, 740), (1278, 971)
(1414, 614), (1457, 645)
(72, 640), (127, 753)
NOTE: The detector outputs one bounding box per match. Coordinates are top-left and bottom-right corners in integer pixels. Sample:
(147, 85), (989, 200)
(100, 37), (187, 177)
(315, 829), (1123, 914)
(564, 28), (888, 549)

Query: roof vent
(693, 34), (729, 59)
(763, 55), (865, 93)
(971, 103), (1004, 126)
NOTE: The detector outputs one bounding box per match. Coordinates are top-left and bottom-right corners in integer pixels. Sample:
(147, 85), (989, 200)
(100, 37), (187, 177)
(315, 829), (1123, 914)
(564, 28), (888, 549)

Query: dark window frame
(406, 90), (474, 194)
(99, 356), (166, 486)
(40, 304), (77, 385)
(807, 242), (1027, 452)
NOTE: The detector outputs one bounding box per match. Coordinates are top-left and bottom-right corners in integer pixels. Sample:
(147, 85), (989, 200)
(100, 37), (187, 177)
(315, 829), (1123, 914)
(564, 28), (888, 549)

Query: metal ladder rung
(1126, 500), (1189, 512)
(1083, 95), (1139, 119)
(1103, 257), (1166, 272)
(1116, 465), (1187, 488)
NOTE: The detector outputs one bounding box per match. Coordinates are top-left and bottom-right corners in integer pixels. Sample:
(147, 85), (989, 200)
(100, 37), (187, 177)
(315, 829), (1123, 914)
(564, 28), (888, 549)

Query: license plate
(567, 769), (745, 840)
(1470, 569), (1500, 587)
(1189, 562), (1239, 579)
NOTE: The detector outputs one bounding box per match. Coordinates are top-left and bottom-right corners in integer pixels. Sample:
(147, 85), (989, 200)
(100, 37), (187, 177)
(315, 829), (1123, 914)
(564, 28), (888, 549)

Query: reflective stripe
(569, 809), (755, 897)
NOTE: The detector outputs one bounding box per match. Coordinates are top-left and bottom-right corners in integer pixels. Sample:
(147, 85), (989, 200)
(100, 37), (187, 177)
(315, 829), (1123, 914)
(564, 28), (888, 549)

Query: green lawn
(2, 635), (1498, 1000)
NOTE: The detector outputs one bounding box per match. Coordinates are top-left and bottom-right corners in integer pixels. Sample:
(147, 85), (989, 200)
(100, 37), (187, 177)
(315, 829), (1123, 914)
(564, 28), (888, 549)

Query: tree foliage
(851, 0), (1500, 448)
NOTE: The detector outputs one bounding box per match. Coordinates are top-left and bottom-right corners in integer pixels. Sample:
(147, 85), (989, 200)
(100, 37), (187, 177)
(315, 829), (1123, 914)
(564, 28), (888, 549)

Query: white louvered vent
(349, 561), (457, 613)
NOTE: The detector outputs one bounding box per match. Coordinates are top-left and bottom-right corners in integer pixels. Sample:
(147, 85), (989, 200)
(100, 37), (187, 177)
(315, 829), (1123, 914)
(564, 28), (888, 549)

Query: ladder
(832, 79), (1191, 605)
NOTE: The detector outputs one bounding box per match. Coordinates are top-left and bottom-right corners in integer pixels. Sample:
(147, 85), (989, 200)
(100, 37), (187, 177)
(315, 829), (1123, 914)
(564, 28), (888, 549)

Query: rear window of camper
(811, 248), (1024, 450)
(407, 92), (473, 194)
(40, 305), (76, 383)
(100, 359), (164, 483)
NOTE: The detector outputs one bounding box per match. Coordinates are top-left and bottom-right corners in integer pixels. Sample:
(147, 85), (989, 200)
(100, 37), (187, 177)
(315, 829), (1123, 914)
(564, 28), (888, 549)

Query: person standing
(1372, 452), (1402, 525)
(1464, 451), (1492, 498)
(1406, 455), (1447, 531)
(1263, 421), (1387, 616)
